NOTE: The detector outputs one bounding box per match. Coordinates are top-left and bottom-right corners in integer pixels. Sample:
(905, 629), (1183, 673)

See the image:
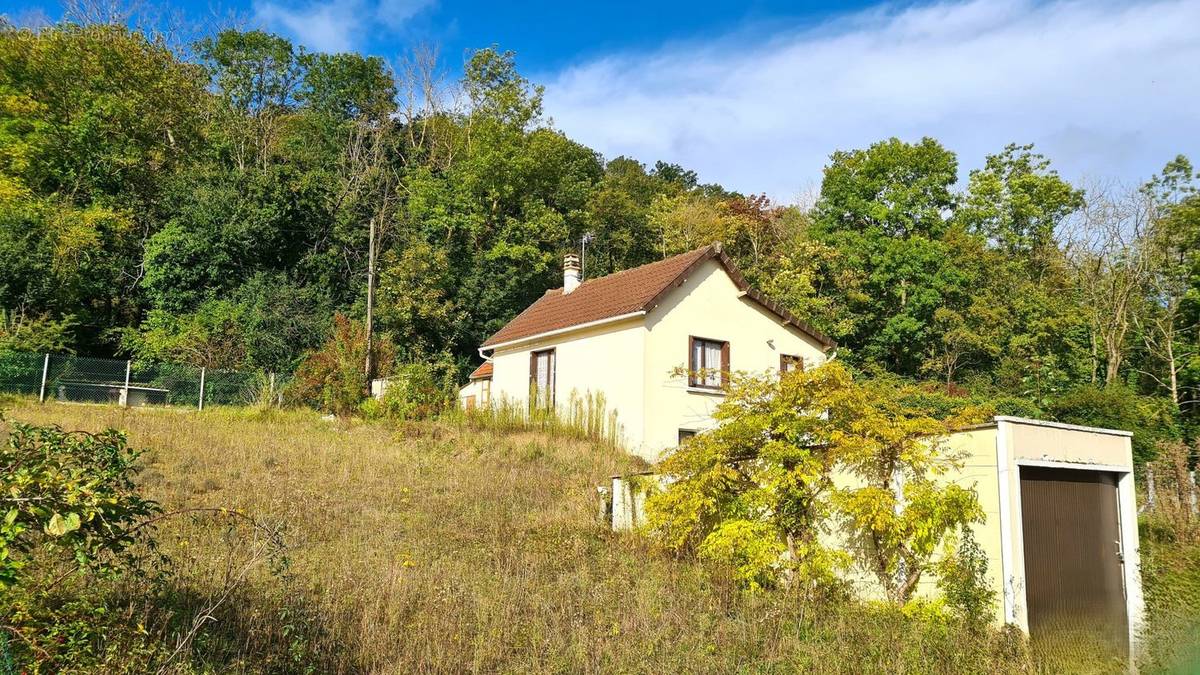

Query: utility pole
(364, 216), (377, 388)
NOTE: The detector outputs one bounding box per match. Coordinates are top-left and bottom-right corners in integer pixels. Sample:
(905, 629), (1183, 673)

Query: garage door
(1020, 466), (1128, 659)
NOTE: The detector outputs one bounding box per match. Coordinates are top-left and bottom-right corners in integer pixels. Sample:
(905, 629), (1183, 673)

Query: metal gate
(1020, 466), (1128, 659)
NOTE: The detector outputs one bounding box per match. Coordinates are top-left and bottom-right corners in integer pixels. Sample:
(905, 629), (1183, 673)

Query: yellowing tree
(645, 361), (986, 604)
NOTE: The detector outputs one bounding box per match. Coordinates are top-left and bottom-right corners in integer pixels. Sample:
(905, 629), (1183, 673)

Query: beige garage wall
(489, 316), (647, 450)
(641, 258), (828, 460)
(996, 417), (1138, 636)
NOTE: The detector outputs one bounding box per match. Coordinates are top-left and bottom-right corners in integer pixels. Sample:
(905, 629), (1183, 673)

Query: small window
(529, 348), (556, 408)
(689, 336), (729, 388)
(678, 429), (697, 445)
(780, 354), (804, 374)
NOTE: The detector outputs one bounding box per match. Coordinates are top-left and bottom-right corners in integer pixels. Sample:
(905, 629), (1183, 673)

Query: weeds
(2, 400), (1191, 672)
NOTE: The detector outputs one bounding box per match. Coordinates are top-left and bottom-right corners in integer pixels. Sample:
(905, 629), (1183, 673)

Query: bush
(0, 416), (160, 589)
(0, 415), (162, 670)
(286, 313), (394, 416)
(363, 362), (451, 421)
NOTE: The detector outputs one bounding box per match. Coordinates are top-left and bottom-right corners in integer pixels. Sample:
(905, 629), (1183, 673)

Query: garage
(1020, 465), (1130, 658)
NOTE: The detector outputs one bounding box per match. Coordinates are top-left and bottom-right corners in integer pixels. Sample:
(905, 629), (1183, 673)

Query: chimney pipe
(563, 254), (581, 294)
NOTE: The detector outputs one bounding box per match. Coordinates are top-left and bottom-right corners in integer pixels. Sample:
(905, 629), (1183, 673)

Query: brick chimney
(563, 254), (581, 294)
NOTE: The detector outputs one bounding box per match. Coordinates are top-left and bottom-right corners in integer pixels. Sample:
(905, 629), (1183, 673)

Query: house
(469, 243), (835, 460)
(457, 361), (492, 409)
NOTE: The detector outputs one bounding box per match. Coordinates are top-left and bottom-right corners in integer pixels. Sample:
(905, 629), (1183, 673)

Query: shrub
(936, 528), (997, 629)
(0, 416), (162, 670)
(286, 313), (394, 416)
(364, 362), (451, 421)
(0, 416), (159, 589)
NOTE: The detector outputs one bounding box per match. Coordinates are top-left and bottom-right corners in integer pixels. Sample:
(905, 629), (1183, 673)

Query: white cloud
(254, 0), (434, 53)
(254, 0), (363, 53)
(541, 0), (1200, 201)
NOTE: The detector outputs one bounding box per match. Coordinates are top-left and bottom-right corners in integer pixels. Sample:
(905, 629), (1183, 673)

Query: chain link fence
(0, 350), (286, 409)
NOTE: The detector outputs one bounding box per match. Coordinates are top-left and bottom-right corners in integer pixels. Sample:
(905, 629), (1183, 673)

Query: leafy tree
(645, 362), (985, 603)
(645, 365), (849, 595)
(812, 138), (973, 375)
(120, 301), (249, 369)
(957, 143), (1084, 256)
(832, 377), (986, 603)
(816, 137), (958, 240)
(0, 308), (74, 352)
(1049, 384), (1180, 464)
(0, 24), (208, 351)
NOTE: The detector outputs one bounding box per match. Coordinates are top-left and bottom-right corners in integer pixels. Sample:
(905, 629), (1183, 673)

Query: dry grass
(5, 398), (1033, 673)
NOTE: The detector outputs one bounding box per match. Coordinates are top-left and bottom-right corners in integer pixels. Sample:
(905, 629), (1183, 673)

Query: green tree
(812, 138), (972, 374)
(958, 143), (1084, 257)
(645, 362), (985, 603)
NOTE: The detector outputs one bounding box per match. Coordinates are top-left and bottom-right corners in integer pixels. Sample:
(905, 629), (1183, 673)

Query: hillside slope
(4, 401), (1035, 673)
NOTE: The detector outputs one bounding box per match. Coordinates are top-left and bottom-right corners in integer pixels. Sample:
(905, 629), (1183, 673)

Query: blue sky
(6, 0), (1200, 201)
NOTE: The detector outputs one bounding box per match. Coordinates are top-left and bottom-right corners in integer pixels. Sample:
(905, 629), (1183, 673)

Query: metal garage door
(1020, 466), (1128, 659)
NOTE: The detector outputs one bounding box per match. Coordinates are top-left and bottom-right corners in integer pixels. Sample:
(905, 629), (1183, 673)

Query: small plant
(936, 528), (996, 629)
(364, 362), (451, 421)
(0, 415), (160, 589)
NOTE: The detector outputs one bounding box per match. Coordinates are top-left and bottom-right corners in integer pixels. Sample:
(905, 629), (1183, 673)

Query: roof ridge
(564, 244), (711, 291)
(480, 242), (834, 350)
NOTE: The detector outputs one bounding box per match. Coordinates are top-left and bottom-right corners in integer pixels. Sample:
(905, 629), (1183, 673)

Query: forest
(1, 17), (1198, 458)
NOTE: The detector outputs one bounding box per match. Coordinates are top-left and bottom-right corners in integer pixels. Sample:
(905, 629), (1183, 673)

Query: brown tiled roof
(468, 361), (493, 379)
(480, 244), (835, 349)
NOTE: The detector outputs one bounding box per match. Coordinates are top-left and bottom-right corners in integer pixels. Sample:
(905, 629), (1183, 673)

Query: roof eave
(480, 310), (648, 352)
(639, 244), (836, 350)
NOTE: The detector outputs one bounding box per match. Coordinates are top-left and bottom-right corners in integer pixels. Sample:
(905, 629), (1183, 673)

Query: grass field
(2, 398), (1196, 673)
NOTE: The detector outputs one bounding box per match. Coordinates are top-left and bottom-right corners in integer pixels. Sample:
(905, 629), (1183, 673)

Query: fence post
(38, 353), (50, 403)
(198, 367), (206, 411)
(122, 360), (132, 407)
(268, 372), (276, 407)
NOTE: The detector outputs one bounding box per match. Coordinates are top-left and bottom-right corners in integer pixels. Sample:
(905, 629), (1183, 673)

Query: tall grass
(455, 389), (625, 453)
(0, 398), (1133, 673)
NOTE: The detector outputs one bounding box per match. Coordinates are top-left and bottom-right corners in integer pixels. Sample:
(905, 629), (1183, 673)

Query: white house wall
(641, 258), (829, 460)
(489, 317), (647, 450)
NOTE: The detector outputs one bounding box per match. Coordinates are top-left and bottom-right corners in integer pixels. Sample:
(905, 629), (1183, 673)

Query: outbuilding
(611, 415), (1144, 656)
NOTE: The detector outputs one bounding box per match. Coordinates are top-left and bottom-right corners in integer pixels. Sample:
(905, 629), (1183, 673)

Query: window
(780, 354), (804, 374)
(529, 348), (556, 408)
(678, 429), (697, 445)
(689, 336), (729, 389)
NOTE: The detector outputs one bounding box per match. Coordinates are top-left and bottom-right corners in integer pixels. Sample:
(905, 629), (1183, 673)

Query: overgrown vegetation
(2, 4), (1200, 672)
(0, 401), (1041, 673)
(645, 363), (987, 602)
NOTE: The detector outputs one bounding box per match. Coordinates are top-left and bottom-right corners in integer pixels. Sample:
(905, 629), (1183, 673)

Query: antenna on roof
(581, 232), (595, 280)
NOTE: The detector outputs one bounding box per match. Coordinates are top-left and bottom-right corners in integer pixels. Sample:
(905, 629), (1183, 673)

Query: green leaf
(45, 512), (81, 536)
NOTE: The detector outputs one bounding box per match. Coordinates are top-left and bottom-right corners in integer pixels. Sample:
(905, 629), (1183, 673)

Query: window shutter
(720, 341), (730, 387)
(688, 336), (697, 387)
